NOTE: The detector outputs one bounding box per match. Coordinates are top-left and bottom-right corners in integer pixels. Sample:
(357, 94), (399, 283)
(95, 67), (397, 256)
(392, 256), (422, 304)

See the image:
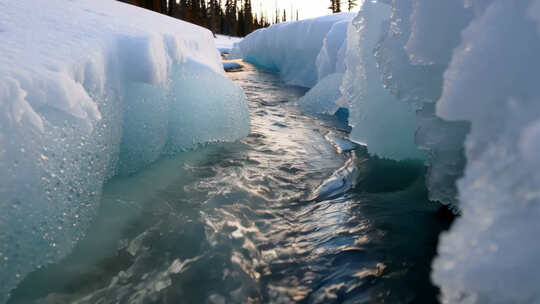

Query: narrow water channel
(9, 62), (452, 304)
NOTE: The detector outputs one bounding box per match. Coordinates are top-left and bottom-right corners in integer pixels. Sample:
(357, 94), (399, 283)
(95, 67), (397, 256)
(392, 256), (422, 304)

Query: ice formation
(432, 1), (540, 303)
(297, 73), (343, 114)
(0, 0), (249, 301)
(316, 19), (349, 81)
(236, 13), (355, 88)
(372, 0), (471, 207)
(339, 2), (424, 161)
(344, 0), (540, 303)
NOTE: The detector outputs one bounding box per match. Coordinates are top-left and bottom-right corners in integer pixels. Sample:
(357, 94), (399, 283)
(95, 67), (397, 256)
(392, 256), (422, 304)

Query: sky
(250, 0), (360, 21)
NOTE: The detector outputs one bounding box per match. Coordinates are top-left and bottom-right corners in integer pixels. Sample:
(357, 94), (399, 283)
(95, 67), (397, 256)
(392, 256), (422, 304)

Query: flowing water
(9, 62), (452, 304)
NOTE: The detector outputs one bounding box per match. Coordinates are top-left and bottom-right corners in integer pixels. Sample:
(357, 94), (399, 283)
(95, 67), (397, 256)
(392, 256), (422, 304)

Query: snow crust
(236, 13), (355, 88)
(0, 0), (249, 300)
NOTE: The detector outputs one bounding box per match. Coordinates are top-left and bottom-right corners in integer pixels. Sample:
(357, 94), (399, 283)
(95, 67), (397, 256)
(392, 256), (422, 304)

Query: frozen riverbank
(0, 1), (249, 300)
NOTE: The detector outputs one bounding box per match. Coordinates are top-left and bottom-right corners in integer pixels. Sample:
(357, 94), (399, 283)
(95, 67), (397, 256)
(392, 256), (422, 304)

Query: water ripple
(9, 62), (449, 304)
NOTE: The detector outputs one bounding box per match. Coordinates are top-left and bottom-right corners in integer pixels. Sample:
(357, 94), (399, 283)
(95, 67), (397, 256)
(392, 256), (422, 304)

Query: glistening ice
(0, 0), (249, 300)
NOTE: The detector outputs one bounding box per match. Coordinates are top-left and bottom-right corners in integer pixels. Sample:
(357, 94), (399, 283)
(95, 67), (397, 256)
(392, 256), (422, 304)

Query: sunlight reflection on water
(9, 62), (448, 304)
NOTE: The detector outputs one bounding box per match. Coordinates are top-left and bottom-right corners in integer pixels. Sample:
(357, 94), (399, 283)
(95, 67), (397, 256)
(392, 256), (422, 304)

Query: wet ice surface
(9, 63), (449, 304)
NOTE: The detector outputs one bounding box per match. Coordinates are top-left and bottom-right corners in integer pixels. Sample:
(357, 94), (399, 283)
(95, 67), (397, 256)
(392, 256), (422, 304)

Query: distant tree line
(119, 0), (357, 36)
(118, 0), (289, 37)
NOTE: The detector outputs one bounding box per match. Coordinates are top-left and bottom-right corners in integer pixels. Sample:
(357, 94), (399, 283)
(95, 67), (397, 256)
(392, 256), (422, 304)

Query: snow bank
(0, 0), (249, 301)
(236, 13), (355, 88)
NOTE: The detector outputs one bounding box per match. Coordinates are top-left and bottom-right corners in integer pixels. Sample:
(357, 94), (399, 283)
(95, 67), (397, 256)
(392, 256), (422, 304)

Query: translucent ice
(297, 73), (343, 114)
(339, 2), (424, 161)
(341, 0), (540, 302)
(433, 1), (540, 303)
(0, 0), (249, 301)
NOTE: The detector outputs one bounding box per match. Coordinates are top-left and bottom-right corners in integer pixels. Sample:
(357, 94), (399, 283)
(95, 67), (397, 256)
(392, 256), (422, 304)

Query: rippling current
(9, 62), (453, 304)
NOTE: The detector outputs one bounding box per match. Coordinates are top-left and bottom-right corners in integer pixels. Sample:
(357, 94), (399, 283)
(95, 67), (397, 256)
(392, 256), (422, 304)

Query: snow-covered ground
(0, 1), (249, 301)
(234, 2), (540, 303)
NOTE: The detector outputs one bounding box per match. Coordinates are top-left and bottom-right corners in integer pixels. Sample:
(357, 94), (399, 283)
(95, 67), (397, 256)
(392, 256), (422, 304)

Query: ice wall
(339, 2), (424, 161)
(0, 0), (249, 301)
(373, 0), (472, 206)
(316, 19), (350, 81)
(338, 0), (472, 206)
(237, 13), (355, 88)
(432, 1), (540, 303)
(342, 0), (540, 302)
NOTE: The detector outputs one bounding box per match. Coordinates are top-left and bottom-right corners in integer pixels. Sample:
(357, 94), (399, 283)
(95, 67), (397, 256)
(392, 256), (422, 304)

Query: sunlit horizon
(250, 0), (360, 21)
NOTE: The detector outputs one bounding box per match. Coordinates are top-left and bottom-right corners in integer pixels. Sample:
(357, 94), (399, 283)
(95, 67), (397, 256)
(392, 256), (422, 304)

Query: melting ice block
(0, 0), (249, 301)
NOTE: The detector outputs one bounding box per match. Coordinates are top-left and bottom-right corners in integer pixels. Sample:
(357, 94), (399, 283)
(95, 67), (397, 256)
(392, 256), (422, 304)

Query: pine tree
(244, 0), (253, 33)
(224, 0), (233, 34)
(208, 0), (218, 34)
(329, 0), (341, 13)
(237, 0), (245, 36)
(167, 0), (176, 16)
(200, 0), (207, 27)
(348, 0), (357, 11)
(233, 0), (238, 34)
(179, 0), (187, 19)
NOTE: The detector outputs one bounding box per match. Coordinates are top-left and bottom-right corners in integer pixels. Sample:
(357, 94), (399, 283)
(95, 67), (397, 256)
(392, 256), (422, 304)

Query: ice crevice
(0, 0), (249, 301)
